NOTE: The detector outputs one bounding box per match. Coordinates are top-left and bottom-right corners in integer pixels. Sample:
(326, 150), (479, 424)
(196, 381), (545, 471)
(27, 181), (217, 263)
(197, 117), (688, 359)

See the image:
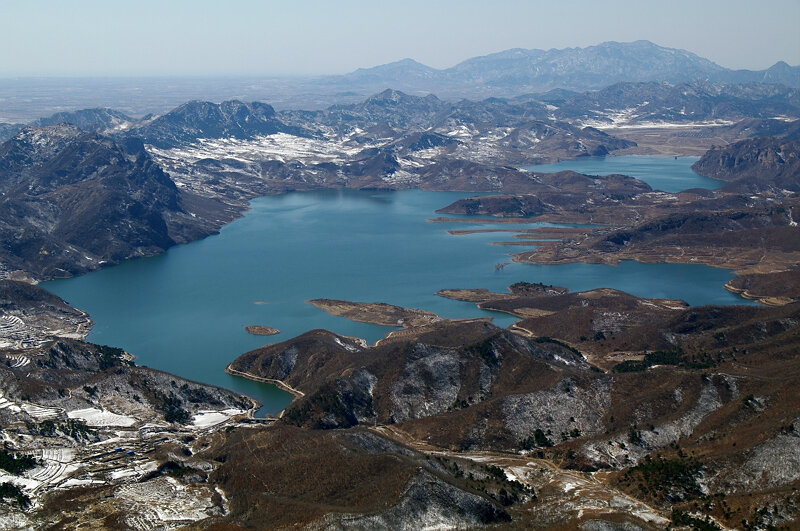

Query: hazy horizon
(1, 0), (798, 78)
(0, 38), (797, 82)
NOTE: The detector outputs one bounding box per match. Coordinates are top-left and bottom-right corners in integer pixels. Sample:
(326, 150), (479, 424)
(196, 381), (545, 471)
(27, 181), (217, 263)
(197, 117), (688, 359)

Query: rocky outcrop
(0, 122), (23, 143)
(0, 125), (226, 279)
(691, 137), (800, 192)
(437, 194), (553, 217)
(229, 320), (591, 431)
(327, 469), (511, 529)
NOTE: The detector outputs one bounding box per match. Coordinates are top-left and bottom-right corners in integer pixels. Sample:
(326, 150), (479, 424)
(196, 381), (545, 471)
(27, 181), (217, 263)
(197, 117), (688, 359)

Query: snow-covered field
(0, 394), (22, 413)
(68, 407), (137, 427)
(150, 131), (379, 166)
(20, 403), (60, 421)
(117, 477), (223, 530)
(580, 116), (737, 130)
(191, 408), (245, 428)
(0, 315), (25, 348)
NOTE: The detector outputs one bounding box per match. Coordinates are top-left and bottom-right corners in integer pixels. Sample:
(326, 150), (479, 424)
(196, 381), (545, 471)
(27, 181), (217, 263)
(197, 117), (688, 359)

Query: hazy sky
(1, 0), (798, 77)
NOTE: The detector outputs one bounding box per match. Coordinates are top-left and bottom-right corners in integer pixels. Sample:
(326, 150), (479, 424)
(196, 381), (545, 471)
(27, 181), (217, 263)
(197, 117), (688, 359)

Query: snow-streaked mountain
(0, 122), (24, 143)
(31, 108), (133, 133)
(128, 100), (313, 149)
(548, 81), (800, 126)
(0, 125), (222, 278)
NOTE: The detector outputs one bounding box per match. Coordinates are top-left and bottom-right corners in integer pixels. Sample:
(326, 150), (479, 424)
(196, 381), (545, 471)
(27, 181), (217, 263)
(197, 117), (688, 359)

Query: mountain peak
(392, 58), (429, 67)
(3, 124), (85, 163)
(354, 57), (434, 72)
(368, 88), (412, 102)
(31, 108), (132, 133)
(343, 58), (438, 85)
(363, 89), (442, 109)
(129, 99), (303, 149)
(768, 60), (791, 71)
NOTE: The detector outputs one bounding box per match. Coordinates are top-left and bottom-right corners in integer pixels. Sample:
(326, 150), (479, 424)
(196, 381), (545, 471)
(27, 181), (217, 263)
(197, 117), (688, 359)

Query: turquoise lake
(525, 155), (724, 193)
(43, 157), (750, 415)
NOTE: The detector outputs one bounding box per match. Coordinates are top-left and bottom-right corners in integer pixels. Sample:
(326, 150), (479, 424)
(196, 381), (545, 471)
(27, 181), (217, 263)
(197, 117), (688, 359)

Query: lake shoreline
(225, 366), (305, 400)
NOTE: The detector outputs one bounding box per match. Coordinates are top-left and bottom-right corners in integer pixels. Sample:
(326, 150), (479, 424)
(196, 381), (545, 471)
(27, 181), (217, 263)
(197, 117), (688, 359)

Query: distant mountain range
(319, 40), (800, 100)
(0, 41), (797, 121)
(4, 81), (797, 147)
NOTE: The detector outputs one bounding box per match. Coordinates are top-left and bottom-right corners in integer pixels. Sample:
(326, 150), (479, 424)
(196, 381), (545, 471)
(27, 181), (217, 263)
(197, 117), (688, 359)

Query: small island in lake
(245, 325), (280, 336)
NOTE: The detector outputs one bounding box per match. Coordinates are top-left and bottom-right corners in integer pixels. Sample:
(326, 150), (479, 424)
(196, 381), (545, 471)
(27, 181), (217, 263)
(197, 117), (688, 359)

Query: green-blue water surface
(525, 155), (724, 193)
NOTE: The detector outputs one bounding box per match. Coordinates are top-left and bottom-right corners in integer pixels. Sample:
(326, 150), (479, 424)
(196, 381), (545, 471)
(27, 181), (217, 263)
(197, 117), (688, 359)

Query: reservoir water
(525, 155), (724, 193)
(43, 157), (750, 415)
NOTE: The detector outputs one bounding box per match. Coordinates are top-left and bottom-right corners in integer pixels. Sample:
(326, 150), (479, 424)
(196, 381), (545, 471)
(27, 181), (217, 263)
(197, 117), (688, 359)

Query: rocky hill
(0, 282), (650, 529)
(691, 137), (800, 192)
(282, 84), (800, 136)
(2, 278), (798, 528)
(128, 99), (312, 149)
(143, 90), (641, 200)
(0, 125), (231, 280)
(439, 283), (799, 368)
(0, 282), (257, 528)
(0, 280), (90, 348)
(201, 424), (516, 529)
(705, 117), (800, 141)
(229, 319), (594, 430)
(136, 85), (800, 206)
(30, 108), (132, 133)
(323, 89), (453, 130)
(725, 268), (800, 305)
(435, 170), (652, 215)
(508, 200), (800, 283)
(225, 291), (800, 528)
(550, 81), (800, 126)
(0, 122), (23, 143)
